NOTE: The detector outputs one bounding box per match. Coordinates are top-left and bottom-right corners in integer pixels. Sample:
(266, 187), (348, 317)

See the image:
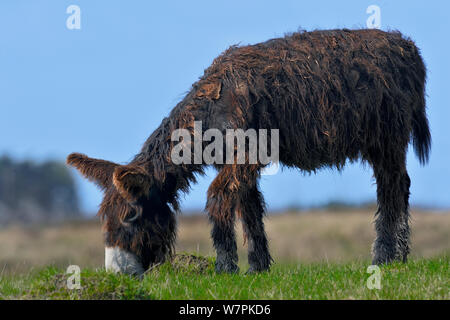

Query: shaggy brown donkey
(67, 29), (430, 275)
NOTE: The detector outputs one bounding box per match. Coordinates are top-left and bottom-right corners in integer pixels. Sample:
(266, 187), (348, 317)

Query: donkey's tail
(412, 98), (431, 165)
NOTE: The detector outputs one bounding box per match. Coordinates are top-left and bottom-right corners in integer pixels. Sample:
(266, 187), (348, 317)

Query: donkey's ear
(112, 165), (152, 203)
(66, 153), (118, 190)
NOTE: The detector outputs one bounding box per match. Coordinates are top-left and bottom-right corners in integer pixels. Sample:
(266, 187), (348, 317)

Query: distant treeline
(0, 155), (81, 224)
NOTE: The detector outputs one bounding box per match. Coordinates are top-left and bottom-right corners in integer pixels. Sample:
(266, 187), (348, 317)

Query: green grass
(1, 254), (448, 300)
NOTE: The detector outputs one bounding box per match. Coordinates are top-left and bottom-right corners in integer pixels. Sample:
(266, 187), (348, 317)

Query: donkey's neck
(131, 100), (206, 206)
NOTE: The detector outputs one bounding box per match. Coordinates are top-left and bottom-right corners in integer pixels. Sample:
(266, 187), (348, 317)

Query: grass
(1, 254), (448, 300)
(1, 211), (448, 299)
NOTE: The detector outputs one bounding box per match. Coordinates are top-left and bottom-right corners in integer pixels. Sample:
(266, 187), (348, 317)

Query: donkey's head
(67, 153), (176, 276)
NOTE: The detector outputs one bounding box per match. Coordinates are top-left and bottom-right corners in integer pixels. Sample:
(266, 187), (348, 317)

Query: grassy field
(1, 254), (448, 299)
(0, 209), (449, 299)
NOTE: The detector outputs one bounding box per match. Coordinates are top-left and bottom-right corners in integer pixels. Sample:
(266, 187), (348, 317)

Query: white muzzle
(105, 247), (145, 276)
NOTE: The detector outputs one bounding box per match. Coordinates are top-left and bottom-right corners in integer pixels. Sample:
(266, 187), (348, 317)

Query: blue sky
(0, 0), (449, 213)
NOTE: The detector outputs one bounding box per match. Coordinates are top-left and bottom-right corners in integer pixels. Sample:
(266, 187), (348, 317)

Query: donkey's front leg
(240, 185), (272, 273)
(209, 213), (239, 273)
(206, 169), (239, 273)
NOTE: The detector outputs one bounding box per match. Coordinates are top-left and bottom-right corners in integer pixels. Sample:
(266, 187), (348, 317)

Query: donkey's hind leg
(370, 152), (411, 264)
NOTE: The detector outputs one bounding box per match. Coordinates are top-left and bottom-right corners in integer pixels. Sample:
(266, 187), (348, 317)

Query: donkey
(67, 29), (430, 275)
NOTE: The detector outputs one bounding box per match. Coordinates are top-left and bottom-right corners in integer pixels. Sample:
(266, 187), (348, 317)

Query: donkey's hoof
(245, 266), (270, 275)
(215, 262), (239, 274)
(371, 254), (397, 266)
